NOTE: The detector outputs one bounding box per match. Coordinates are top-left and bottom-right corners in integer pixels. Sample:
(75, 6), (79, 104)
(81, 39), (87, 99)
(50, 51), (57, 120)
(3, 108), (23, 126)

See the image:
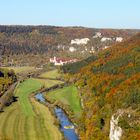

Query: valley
(0, 26), (139, 140)
(0, 67), (81, 140)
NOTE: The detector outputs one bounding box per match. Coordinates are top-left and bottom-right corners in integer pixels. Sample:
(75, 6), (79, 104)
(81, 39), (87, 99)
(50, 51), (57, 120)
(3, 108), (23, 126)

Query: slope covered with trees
(0, 26), (138, 54)
(0, 25), (139, 66)
(64, 33), (140, 140)
(0, 68), (16, 97)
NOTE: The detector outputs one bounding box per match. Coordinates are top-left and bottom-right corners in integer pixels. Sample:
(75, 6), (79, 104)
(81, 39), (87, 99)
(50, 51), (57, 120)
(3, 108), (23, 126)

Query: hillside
(0, 25), (139, 66)
(0, 68), (16, 96)
(65, 33), (140, 140)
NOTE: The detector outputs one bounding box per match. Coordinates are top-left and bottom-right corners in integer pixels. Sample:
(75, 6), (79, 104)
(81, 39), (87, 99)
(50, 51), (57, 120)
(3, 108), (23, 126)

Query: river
(35, 93), (79, 140)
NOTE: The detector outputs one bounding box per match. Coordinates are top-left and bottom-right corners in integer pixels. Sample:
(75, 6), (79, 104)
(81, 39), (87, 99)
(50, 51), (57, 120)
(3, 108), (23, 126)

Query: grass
(45, 85), (82, 117)
(0, 98), (62, 140)
(36, 78), (64, 88)
(0, 72), (81, 139)
(39, 69), (61, 79)
(0, 78), (62, 140)
(15, 78), (42, 116)
(0, 66), (36, 74)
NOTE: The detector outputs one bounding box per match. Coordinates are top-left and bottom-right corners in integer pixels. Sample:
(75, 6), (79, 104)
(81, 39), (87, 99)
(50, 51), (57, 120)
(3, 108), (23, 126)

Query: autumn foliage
(64, 33), (140, 139)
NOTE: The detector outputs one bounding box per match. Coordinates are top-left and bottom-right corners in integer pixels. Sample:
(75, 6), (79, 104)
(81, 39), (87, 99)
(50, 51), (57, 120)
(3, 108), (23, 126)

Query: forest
(63, 33), (140, 140)
(0, 68), (16, 96)
(0, 26), (140, 140)
(0, 25), (138, 55)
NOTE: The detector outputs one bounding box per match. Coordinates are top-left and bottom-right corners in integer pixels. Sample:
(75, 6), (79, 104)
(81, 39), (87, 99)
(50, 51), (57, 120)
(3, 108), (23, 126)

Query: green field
(36, 78), (64, 88)
(45, 85), (82, 117)
(15, 78), (42, 116)
(0, 66), (36, 74)
(39, 69), (61, 79)
(0, 78), (62, 140)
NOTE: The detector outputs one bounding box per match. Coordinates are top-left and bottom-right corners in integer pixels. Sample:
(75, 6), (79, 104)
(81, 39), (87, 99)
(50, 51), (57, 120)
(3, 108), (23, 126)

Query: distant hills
(0, 25), (139, 66)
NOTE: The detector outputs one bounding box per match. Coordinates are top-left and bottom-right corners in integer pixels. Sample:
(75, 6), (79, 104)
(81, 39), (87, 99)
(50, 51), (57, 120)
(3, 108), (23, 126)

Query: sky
(0, 0), (140, 29)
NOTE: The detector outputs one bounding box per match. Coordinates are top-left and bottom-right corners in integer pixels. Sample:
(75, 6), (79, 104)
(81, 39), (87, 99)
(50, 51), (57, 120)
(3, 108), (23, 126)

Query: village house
(49, 56), (77, 66)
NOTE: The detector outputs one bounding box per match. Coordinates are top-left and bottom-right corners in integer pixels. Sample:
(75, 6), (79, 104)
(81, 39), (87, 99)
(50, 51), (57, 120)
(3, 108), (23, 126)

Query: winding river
(35, 93), (79, 140)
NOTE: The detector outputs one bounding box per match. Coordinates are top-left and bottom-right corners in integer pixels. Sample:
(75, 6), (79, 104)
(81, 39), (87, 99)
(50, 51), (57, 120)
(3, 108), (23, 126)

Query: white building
(49, 56), (56, 63)
(116, 37), (123, 42)
(71, 38), (90, 45)
(101, 37), (112, 42)
(50, 57), (77, 66)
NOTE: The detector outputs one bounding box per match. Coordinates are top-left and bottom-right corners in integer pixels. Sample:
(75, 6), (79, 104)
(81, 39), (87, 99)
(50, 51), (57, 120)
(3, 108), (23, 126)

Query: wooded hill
(0, 25), (139, 66)
(0, 68), (16, 97)
(64, 33), (140, 140)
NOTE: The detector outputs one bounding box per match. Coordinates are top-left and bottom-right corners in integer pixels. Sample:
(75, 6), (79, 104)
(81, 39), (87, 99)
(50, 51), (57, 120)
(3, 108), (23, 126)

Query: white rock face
(116, 37), (123, 42)
(71, 38), (90, 45)
(69, 47), (76, 52)
(109, 112), (123, 140)
(93, 32), (102, 38)
(101, 37), (112, 42)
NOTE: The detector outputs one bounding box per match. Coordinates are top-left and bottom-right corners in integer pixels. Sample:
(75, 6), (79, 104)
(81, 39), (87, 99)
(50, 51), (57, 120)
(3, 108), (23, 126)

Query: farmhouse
(50, 56), (77, 66)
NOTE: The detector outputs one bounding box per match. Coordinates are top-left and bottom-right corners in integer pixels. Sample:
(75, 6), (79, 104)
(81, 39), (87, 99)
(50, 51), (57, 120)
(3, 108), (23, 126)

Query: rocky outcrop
(109, 110), (123, 140)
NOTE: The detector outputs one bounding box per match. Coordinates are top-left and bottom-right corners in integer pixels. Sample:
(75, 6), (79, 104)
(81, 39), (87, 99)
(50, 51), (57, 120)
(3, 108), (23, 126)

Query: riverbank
(0, 68), (81, 140)
(35, 92), (79, 140)
(0, 78), (62, 140)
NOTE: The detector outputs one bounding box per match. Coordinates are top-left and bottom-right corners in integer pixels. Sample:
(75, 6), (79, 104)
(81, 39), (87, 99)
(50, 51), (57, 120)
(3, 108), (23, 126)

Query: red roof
(50, 57), (78, 63)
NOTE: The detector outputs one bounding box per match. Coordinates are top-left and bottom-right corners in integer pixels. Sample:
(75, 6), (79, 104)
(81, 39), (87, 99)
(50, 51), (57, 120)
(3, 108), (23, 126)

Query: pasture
(36, 78), (64, 88)
(15, 78), (42, 116)
(0, 66), (36, 74)
(45, 85), (82, 117)
(0, 78), (62, 140)
(39, 69), (61, 79)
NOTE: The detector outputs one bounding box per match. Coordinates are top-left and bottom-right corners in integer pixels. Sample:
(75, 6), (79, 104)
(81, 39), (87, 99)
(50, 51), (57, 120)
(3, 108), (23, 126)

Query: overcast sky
(0, 0), (140, 29)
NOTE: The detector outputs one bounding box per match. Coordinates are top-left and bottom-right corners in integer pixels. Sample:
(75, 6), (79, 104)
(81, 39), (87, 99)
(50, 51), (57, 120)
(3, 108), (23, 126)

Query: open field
(0, 78), (62, 140)
(15, 78), (42, 116)
(45, 85), (82, 117)
(39, 69), (61, 79)
(36, 78), (64, 88)
(0, 66), (36, 74)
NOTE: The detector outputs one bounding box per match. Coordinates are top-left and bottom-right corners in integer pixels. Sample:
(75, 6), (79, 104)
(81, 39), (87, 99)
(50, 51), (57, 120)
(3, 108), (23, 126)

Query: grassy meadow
(0, 78), (62, 140)
(0, 66), (36, 74)
(36, 78), (64, 88)
(39, 69), (61, 79)
(15, 78), (42, 116)
(0, 67), (81, 139)
(45, 85), (82, 117)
